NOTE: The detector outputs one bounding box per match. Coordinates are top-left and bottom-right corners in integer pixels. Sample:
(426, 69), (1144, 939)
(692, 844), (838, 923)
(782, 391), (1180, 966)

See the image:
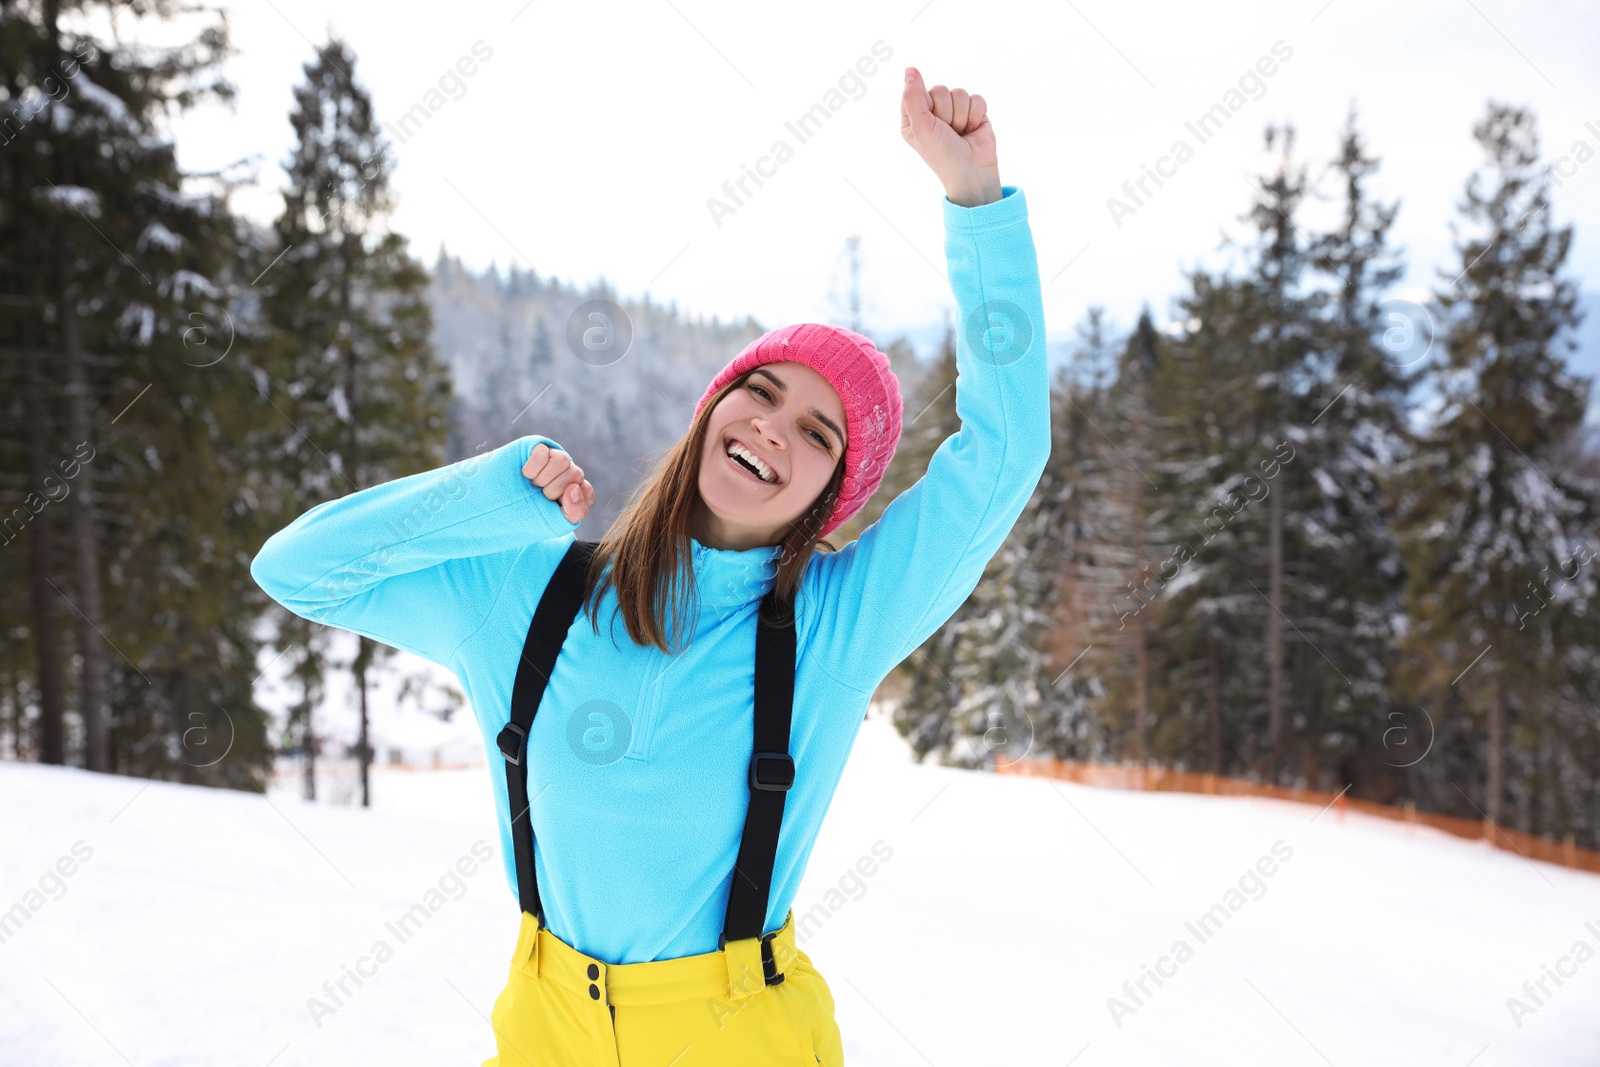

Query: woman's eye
(750, 384), (772, 401)
(809, 429), (830, 448)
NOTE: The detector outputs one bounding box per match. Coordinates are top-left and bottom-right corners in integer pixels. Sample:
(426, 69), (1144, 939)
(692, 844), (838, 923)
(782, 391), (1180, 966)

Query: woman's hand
(900, 66), (1002, 208)
(523, 442), (595, 523)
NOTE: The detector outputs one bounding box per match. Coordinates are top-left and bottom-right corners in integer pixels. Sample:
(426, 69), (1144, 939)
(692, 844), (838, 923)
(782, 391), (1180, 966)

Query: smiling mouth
(724, 438), (777, 485)
(726, 449), (773, 485)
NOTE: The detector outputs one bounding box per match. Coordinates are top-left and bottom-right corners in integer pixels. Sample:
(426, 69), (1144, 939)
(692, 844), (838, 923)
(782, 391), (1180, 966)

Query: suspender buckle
(497, 722), (529, 766)
(760, 931), (785, 985)
(749, 752), (795, 792)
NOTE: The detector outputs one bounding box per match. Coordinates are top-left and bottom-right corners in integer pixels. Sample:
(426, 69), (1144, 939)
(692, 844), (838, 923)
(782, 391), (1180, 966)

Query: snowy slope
(3, 706), (1598, 1067)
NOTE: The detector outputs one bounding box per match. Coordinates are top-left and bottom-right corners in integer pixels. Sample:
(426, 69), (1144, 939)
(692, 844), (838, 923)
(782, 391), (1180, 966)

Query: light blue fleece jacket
(250, 185), (1049, 965)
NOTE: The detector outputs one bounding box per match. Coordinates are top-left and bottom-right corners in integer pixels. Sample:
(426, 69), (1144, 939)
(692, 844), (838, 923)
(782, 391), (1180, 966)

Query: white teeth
(726, 441), (775, 483)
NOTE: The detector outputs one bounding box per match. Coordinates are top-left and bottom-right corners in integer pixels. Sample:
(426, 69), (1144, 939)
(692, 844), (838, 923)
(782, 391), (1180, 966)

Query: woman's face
(694, 360), (848, 551)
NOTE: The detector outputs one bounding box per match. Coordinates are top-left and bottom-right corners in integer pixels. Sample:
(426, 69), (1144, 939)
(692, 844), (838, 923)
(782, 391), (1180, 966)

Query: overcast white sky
(154, 0), (1600, 351)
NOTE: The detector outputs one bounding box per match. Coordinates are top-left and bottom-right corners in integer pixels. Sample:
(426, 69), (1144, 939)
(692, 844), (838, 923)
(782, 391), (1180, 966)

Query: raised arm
(250, 434), (585, 667)
(800, 69), (1050, 692)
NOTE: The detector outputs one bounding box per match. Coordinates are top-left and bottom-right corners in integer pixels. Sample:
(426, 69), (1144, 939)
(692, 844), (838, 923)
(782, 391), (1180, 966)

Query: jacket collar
(688, 536), (781, 609)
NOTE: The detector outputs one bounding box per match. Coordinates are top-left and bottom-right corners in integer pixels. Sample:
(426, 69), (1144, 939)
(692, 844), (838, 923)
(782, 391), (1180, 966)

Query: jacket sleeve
(249, 434), (580, 667)
(801, 185), (1051, 693)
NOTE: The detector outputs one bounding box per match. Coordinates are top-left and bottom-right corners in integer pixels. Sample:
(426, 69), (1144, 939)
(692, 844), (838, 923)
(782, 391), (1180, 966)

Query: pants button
(589, 983), (601, 1000)
(588, 963), (600, 980)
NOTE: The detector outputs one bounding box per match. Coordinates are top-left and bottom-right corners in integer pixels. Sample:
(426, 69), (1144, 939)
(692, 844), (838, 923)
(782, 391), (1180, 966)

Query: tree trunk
(341, 235), (373, 807)
(1266, 480), (1283, 767)
(1134, 614), (1149, 766)
(1302, 670), (1322, 785)
(355, 636), (372, 808)
(299, 693), (316, 801)
(296, 648), (317, 801)
(61, 292), (110, 772)
(1131, 461), (1148, 766)
(1486, 675), (1505, 826)
(1208, 645), (1222, 775)
(2, 667), (18, 760)
(24, 366), (68, 765)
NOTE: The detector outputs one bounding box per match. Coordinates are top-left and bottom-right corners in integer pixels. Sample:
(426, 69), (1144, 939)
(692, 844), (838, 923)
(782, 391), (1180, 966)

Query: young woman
(252, 66), (1049, 1066)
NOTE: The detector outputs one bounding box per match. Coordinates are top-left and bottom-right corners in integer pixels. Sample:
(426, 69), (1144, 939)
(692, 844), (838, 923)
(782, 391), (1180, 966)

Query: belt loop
(531, 914), (543, 978)
(517, 911), (542, 979)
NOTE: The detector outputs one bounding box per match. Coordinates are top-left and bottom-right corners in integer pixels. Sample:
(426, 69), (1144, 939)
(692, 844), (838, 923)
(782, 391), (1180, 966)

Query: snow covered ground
(3, 702), (1599, 1066)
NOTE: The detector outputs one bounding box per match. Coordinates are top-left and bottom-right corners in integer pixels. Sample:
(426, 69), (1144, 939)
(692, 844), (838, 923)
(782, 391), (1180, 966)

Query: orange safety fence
(996, 756), (1600, 877)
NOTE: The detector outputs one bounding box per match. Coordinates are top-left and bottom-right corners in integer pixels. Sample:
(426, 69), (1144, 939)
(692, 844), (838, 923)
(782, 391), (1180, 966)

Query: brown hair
(580, 370), (845, 654)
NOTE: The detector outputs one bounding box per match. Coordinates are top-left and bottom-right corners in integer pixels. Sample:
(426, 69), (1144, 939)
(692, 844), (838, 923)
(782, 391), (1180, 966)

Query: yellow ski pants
(480, 908), (844, 1066)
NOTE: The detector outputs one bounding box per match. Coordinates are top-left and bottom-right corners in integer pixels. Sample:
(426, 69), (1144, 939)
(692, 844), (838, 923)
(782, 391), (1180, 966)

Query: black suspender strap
(499, 535), (798, 982)
(719, 589), (797, 970)
(497, 537), (598, 926)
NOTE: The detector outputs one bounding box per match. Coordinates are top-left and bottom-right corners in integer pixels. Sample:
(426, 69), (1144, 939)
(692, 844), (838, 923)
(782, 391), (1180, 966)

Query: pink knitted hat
(694, 323), (903, 540)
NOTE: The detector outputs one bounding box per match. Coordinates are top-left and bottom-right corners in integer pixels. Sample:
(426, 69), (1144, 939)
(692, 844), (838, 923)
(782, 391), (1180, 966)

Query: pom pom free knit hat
(694, 323), (903, 540)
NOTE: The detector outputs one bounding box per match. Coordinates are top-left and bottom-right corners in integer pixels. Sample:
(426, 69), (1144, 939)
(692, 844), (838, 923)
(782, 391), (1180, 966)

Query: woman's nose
(751, 417), (784, 448)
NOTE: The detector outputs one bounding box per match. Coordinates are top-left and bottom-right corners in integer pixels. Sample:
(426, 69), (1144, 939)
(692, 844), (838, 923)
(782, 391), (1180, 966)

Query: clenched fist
(523, 442), (595, 524)
(901, 66), (1002, 209)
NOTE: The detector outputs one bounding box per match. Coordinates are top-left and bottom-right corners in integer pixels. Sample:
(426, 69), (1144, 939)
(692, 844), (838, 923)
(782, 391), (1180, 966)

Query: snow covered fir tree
(1393, 102), (1600, 837)
(252, 36), (450, 805)
(0, 0), (278, 787)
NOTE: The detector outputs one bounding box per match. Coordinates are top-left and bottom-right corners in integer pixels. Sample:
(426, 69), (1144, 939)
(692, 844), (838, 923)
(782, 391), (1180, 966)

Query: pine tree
(255, 37), (452, 805)
(1, 347), (68, 761)
(1035, 309), (1120, 761)
(1137, 125), (1329, 781)
(1146, 263), (1288, 778)
(1299, 105), (1412, 794)
(1235, 124), (1327, 771)
(937, 531), (1051, 769)
(1089, 311), (1170, 763)
(531, 314), (553, 373)
(1395, 101), (1598, 831)
(1, 0), (282, 787)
